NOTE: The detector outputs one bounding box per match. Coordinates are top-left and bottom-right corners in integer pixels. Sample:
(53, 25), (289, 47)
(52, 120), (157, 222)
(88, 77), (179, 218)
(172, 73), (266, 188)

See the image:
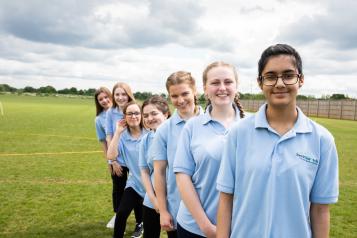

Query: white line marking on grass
(0, 131), (96, 140)
(0, 150), (102, 157)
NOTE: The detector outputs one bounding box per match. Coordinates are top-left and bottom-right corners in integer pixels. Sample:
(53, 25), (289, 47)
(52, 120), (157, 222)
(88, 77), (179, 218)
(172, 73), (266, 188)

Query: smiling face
(97, 92), (112, 110)
(168, 83), (196, 116)
(114, 87), (129, 109)
(142, 104), (167, 130)
(124, 104), (142, 128)
(259, 55), (304, 109)
(204, 66), (237, 107)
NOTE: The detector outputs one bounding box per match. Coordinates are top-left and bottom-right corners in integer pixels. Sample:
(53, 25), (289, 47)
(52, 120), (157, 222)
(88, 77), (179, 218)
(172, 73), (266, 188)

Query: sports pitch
(0, 94), (356, 237)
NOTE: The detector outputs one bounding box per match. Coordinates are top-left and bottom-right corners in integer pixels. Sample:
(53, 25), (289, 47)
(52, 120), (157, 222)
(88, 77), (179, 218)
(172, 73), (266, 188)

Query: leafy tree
(38, 85), (56, 94)
(23, 86), (37, 93)
(330, 94), (348, 100)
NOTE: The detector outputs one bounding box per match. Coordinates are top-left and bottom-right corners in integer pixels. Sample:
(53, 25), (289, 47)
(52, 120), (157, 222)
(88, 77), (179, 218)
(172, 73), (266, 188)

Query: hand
(111, 161), (123, 176)
(160, 210), (174, 231)
(202, 222), (216, 238)
(116, 119), (127, 134)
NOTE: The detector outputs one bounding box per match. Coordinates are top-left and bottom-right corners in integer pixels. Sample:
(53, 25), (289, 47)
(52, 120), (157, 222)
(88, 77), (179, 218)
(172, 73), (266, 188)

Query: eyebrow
(264, 69), (296, 74)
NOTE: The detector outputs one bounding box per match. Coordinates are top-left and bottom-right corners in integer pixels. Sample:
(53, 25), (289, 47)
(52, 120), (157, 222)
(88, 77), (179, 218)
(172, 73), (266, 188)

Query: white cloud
(0, 0), (356, 97)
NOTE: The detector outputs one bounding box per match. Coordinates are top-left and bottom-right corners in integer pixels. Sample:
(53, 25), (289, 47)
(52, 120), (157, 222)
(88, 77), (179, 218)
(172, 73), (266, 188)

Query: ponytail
(234, 93), (245, 118)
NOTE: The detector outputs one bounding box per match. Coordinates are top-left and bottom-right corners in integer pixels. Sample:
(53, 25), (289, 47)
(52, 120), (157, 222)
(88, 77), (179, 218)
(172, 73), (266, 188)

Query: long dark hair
(94, 87), (112, 116)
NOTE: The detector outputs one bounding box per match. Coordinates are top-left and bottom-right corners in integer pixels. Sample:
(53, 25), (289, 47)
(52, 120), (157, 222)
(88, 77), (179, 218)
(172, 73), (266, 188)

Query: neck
(178, 106), (196, 120)
(210, 103), (236, 128)
(266, 103), (298, 135)
(117, 105), (124, 112)
(129, 126), (142, 138)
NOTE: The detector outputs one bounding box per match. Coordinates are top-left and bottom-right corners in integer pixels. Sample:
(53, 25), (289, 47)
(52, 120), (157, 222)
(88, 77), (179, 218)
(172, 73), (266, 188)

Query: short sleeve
(139, 135), (149, 169)
(310, 135), (339, 204)
(151, 124), (168, 161)
(173, 123), (195, 176)
(217, 127), (238, 194)
(117, 136), (126, 167)
(95, 116), (106, 141)
(105, 109), (114, 136)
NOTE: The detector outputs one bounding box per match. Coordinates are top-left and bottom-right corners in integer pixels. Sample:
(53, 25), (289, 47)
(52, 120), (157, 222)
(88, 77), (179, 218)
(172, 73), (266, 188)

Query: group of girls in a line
(94, 44), (338, 238)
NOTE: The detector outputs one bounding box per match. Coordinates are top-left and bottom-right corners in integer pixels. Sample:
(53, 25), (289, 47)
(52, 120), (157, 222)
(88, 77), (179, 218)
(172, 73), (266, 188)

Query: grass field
(0, 94), (356, 237)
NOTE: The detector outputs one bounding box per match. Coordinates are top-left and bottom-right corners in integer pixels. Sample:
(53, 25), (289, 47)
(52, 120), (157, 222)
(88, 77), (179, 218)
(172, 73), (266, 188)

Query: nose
(275, 77), (286, 88)
(218, 82), (226, 90)
(177, 96), (184, 104)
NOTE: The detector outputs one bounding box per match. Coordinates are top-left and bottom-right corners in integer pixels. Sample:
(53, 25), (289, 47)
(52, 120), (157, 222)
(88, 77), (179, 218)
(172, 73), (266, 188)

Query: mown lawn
(0, 94), (356, 237)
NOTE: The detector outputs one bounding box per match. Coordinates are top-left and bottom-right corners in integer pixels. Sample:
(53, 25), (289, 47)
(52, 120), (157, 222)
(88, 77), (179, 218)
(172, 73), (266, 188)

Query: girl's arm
(154, 160), (174, 231)
(140, 168), (159, 212)
(217, 192), (233, 238)
(176, 173), (216, 238)
(107, 120), (126, 176)
(310, 203), (330, 238)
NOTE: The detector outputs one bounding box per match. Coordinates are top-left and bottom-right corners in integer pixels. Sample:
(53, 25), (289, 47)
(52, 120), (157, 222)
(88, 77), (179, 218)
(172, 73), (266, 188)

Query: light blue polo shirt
(95, 111), (106, 141)
(217, 104), (339, 238)
(106, 107), (125, 165)
(118, 128), (148, 198)
(105, 107), (124, 137)
(139, 130), (156, 209)
(151, 108), (203, 227)
(173, 105), (241, 236)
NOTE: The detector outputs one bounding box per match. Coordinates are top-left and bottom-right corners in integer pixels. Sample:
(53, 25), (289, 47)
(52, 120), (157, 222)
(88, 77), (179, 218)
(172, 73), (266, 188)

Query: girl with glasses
(216, 44), (339, 238)
(107, 101), (148, 238)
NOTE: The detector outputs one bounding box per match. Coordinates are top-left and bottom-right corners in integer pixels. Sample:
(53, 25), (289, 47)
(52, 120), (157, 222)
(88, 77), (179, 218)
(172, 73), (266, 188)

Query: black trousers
(143, 205), (161, 238)
(111, 166), (128, 213)
(177, 223), (205, 238)
(167, 230), (178, 238)
(113, 187), (144, 238)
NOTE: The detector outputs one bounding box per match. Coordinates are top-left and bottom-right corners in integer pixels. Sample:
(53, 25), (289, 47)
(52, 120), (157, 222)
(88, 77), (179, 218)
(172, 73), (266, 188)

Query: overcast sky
(1, 0), (356, 97)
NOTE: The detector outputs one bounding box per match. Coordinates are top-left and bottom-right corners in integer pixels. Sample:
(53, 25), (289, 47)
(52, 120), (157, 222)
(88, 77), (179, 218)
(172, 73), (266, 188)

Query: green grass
(0, 94), (356, 237)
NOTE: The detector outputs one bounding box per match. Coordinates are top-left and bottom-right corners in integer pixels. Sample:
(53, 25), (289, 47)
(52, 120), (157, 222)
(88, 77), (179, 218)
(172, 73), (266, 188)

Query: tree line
(0, 84), (352, 100)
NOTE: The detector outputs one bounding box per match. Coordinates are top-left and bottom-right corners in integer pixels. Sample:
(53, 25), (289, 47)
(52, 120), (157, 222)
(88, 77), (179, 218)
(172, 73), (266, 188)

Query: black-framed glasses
(125, 112), (141, 117)
(260, 73), (301, 86)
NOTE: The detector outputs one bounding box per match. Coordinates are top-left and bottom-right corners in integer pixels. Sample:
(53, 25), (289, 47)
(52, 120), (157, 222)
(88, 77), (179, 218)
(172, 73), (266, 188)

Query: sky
(0, 0), (357, 97)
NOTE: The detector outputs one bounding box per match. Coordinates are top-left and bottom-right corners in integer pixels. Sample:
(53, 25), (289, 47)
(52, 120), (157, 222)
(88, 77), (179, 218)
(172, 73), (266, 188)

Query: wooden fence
(241, 99), (357, 121)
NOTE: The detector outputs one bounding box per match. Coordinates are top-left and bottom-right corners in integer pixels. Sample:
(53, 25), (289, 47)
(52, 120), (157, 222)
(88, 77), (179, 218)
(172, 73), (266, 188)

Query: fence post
(354, 100), (357, 121)
(340, 101), (343, 120)
(328, 100), (330, 118)
(317, 100), (320, 117)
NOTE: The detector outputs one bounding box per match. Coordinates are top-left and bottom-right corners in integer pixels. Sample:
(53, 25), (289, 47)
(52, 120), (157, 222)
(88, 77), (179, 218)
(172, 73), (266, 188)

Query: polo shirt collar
(122, 128), (146, 141)
(255, 103), (312, 133)
(172, 106), (204, 125)
(171, 111), (185, 125)
(202, 104), (241, 125)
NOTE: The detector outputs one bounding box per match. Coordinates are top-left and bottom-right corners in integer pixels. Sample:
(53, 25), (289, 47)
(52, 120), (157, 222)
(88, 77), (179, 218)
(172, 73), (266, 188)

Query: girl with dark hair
(139, 95), (171, 238)
(216, 44), (339, 238)
(94, 87), (117, 227)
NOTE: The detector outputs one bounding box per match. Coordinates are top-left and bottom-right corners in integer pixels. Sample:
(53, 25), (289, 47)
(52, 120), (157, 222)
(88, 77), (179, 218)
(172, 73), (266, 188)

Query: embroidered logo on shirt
(296, 153), (318, 165)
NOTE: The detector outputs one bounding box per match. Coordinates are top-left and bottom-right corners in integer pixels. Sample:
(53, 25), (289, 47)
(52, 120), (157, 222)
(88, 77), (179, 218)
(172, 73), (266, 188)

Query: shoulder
(231, 113), (256, 133)
(307, 118), (335, 143)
